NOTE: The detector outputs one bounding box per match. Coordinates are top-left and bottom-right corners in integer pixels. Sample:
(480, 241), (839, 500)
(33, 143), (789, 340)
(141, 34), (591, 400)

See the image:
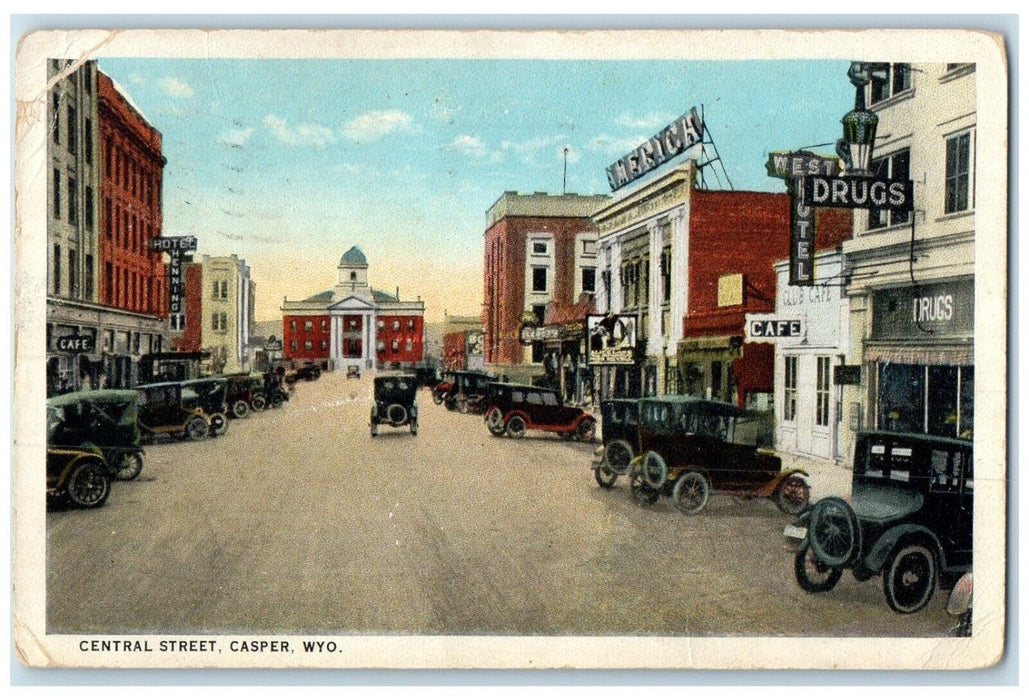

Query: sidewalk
(778, 451), (853, 500)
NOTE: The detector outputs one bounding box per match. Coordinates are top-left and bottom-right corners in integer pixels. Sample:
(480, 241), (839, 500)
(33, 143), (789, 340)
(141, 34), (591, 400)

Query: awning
(677, 335), (744, 360)
(865, 342), (973, 366)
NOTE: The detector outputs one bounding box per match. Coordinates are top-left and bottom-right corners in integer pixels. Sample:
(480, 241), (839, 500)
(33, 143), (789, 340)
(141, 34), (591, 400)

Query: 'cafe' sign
(606, 108), (704, 191)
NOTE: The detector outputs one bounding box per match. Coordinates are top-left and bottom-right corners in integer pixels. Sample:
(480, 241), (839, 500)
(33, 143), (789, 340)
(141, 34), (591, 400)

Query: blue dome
(340, 246), (367, 266)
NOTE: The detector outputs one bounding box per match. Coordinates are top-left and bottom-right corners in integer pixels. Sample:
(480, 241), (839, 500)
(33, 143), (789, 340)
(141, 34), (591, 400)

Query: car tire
(672, 471), (709, 514)
(794, 543), (844, 593)
(486, 408), (506, 437)
(883, 543), (938, 614)
(594, 464), (618, 489)
(641, 451), (668, 489)
(251, 395), (267, 411)
(604, 440), (634, 476)
(576, 417), (597, 443)
(186, 416), (210, 441)
(506, 415), (527, 439)
(113, 452), (144, 481)
(232, 400), (250, 419)
(457, 397), (469, 414)
(209, 412), (228, 436)
(774, 474), (811, 515)
(410, 420), (418, 436)
(808, 496), (861, 568)
(432, 389), (445, 406)
(387, 404), (408, 425)
(65, 459), (111, 508)
(271, 394), (284, 409)
(628, 459), (660, 506)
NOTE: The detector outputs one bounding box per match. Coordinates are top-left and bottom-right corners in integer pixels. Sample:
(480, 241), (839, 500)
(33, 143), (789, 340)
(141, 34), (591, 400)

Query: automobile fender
(505, 410), (531, 427)
(864, 524), (945, 574)
(757, 468), (810, 497)
(571, 412), (596, 431)
(55, 447), (106, 483)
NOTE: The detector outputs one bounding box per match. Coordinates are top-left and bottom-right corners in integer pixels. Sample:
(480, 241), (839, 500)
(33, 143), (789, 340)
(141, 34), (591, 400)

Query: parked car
(412, 364), (442, 389)
(221, 373), (255, 419)
(250, 372), (290, 409)
(592, 398), (640, 488)
(296, 362), (322, 381)
(346, 365), (361, 380)
(370, 373), (418, 436)
(47, 389), (145, 481)
(435, 370), (495, 413)
(483, 382), (596, 441)
(180, 378), (230, 436)
(626, 396), (808, 515)
(46, 400), (122, 508)
(137, 381), (213, 441)
(787, 431), (973, 614)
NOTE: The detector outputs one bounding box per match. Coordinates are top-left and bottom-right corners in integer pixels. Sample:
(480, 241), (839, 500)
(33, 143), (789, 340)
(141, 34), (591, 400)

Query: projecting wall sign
(606, 108), (704, 191)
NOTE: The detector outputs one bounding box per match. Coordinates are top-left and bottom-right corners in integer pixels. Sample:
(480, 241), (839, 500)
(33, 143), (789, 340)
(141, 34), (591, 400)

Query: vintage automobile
(370, 373), (419, 436)
(787, 431), (973, 614)
(295, 362), (322, 381)
(180, 378), (230, 436)
(591, 398), (641, 488)
(221, 373), (255, 419)
(346, 365), (361, 380)
(137, 381), (213, 441)
(626, 396), (809, 515)
(484, 382), (596, 441)
(46, 441), (113, 508)
(412, 364), (442, 389)
(434, 370), (495, 413)
(47, 389), (144, 484)
(250, 372), (290, 410)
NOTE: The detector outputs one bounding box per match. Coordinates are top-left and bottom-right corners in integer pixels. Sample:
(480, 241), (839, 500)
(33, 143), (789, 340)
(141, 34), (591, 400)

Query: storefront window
(878, 363), (925, 433)
(927, 365), (959, 437)
(960, 366), (974, 438)
(783, 356), (797, 422)
(816, 356), (831, 427)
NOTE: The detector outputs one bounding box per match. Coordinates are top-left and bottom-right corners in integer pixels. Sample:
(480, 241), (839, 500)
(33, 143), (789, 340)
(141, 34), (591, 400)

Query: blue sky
(97, 57), (854, 322)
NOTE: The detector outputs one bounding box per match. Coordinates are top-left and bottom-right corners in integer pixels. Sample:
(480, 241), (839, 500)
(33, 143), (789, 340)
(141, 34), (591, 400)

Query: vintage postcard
(12, 27), (1008, 670)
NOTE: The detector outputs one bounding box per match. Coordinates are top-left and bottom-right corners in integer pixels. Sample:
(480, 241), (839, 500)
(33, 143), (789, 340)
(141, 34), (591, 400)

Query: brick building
(281, 246), (425, 371)
(482, 192), (609, 383)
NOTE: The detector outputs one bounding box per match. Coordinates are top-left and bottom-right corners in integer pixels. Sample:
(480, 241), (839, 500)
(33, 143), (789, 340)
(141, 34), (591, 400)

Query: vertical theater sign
(151, 235), (198, 329)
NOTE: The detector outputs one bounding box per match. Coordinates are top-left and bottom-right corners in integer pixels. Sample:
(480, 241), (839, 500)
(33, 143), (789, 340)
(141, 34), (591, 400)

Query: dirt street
(46, 370), (954, 636)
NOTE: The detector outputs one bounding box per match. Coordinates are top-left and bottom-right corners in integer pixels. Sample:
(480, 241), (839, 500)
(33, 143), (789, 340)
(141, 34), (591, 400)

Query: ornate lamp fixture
(836, 62), (881, 177)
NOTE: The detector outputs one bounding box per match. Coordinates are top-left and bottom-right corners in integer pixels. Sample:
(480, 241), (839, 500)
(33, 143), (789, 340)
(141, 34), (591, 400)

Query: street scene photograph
(13, 28), (1007, 670)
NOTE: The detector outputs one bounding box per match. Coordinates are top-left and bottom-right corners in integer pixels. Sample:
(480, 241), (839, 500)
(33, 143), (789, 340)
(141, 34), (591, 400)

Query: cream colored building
(200, 254), (255, 374)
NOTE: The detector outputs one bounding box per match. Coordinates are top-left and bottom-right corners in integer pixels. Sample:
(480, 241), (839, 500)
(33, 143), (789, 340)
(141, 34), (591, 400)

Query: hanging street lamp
(836, 62), (882, 177)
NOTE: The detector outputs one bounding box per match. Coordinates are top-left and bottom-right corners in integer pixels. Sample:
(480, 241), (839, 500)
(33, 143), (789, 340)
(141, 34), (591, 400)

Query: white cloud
(444, 134), (487, 158)
(159, 77), (194, 98)
(341, 110), (414, 142)
(614, 111), (675, 130)
(263, 114), (336, 149)
(588, 134), (647, 156)
(219, 127), (255, 147)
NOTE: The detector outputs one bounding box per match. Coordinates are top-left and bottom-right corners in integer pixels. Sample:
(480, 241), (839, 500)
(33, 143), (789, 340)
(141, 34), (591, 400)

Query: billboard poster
(586, 314), (637, 365)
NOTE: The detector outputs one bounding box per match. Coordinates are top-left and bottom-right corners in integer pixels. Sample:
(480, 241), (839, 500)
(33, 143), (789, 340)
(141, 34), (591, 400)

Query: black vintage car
(592, 398), (640, 488)
(483, 382), (596, 441)
(295, 362), (322, 381)
(137, 381), (212, 441)
(47, 390), (145, 481)
(626, 396), (808, 515)
(180, 378), (230, 437)
(433, 370), (494, 413)
(46, 402), (117, 508)
(221, 373), (255, 419)
(370, 373), (419, 436)
(788, 431), (973, 614)
(249, 372), (290, 410)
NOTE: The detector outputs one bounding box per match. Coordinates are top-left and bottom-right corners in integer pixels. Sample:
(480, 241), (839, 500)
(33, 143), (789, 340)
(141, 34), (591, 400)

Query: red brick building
(281, 246), (425, 370)
(482, 192), (609, 382)
(97, 72), (167, 317)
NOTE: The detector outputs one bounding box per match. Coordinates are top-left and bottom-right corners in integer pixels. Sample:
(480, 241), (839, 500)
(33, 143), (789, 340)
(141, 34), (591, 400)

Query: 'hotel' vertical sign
(151, 235), (198, 325)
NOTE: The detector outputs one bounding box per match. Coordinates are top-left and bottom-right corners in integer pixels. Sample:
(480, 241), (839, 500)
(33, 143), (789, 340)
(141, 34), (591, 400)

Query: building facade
(281, 246), (425, 371)
(482, 192), (608, 383)
(442, 315), (485, 371)
(199, 255), (255, 374)
(46, 61), (170, 395)
(840, 63), (976, 459)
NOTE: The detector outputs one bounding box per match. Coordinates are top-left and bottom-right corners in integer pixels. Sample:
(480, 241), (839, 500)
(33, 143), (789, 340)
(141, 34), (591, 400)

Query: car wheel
(576, 417), (597, 443)
(271, 394), (284, 409)
(387, 404), (408, 425)
(486, 408), (506, 437)
(410, 420), (418, 436)
(808, 496), (861, 568)
(209, 412), (228, 436)
(794, 543), (843, 593)
(186, 416), (209, 441)
(594, 464), (618, 489)
(774, 474), (811, 515)
(672, 471), (709, 514)
(113, 452), (143, 481)
(506, 415), (527, 439)
(251, 395), (267, 411)
(65, 459), (111, 508)
(641, 451), (668, 489)
(604, 440), (634, 476)
(628, 459), (660, 506)
(883, 544), (938, 614)
(232, 400), (250, 419)
(457, 397), (469, 414)
(432, 389), (444, 405)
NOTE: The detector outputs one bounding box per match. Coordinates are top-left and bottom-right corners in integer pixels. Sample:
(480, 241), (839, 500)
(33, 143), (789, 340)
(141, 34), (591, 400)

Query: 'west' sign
(803, 176), (915, 212)
(606, 108), (704, 191)
(766, 151), (841, 180)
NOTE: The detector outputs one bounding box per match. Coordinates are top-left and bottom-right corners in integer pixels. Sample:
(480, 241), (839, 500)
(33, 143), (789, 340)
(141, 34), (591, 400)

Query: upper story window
(392, 320), (401, 331)
(67, 106), (77, 153)
(406, 319), (416, 330)
(868, 149), (911, 230)
(212, 312), (228, 332)
(51, 93), (60, 144)
(582, 239), (598, 255)
(304, 320), (313, 332)
(581, 267), (596, 294)
(945, 131), (973, 214)
(870, 63), (911, 105)
(532, 266), (547, 293)
(213, 279), (228, 299)
(532, 241), (548, 255)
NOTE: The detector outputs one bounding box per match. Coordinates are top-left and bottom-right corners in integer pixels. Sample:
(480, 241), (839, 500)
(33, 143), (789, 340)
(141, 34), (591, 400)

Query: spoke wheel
(628, 459), (660, 506)
(486, 408), (506, 436)
(883, 544), (937, 614)
(794, 544), (843, 593)
(66, 460), (111, 508)
(210, 413), (228, 436)
(641, 451), (668, 489)
(576, 418), (597, 443)
(186, 416), (209, 441)
(808, 497), (860, 567)
(506, 415), (527, 439)
(113, 452), (144, 481)
(672, 471), (709, 514)
(604, 440), (634, 475)
(432, 389), (445, 405)
(271, 394), (284, 409)
(251, 395), (267, 411)
(775, 474), (811, 515)
(594, 464), (618, 489)
(232, 400), (250, 419)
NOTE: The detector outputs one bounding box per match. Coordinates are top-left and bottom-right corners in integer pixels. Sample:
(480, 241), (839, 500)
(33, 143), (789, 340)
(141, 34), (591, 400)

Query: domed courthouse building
(280, 246), (425, 371)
